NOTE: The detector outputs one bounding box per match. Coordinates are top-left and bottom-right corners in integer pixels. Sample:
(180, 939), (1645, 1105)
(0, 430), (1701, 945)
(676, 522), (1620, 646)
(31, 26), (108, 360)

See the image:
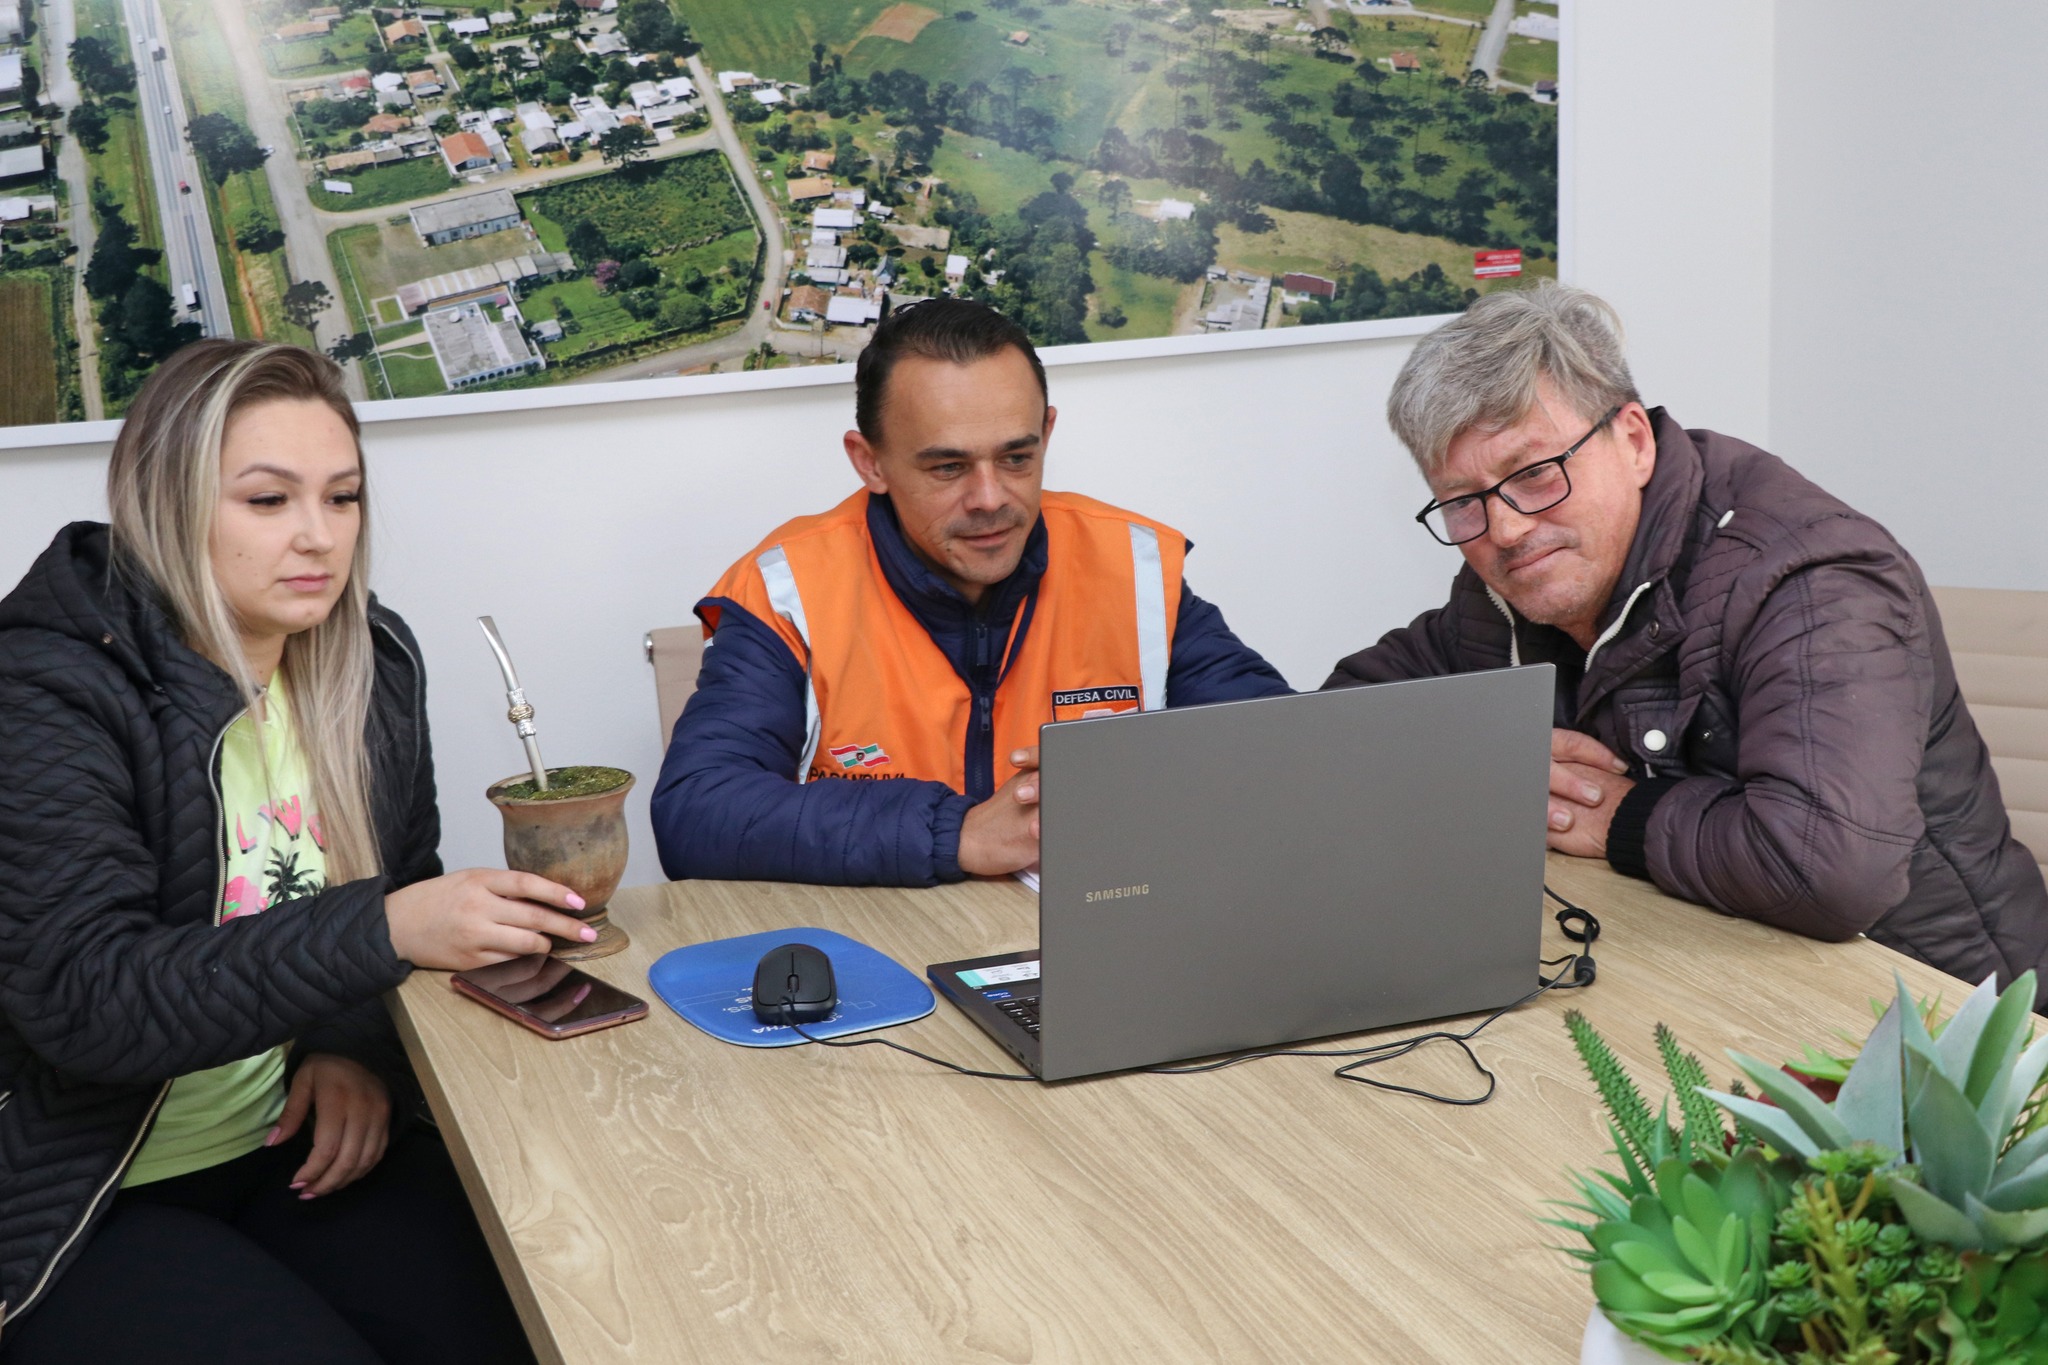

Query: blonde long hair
(107, 341), (381, 882)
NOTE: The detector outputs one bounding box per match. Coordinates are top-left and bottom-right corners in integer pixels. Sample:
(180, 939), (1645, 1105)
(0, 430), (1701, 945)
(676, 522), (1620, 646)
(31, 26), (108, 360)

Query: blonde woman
(0, 342), (591, 1364)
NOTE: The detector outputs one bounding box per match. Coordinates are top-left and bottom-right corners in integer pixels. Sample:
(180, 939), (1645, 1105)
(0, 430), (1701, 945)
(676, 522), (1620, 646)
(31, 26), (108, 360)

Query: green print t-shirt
(124, 679), (326, 1188)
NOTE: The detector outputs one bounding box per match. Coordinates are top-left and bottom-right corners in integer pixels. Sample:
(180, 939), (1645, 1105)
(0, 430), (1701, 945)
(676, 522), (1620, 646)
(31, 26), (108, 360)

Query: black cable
(775, 884), (1602, 1102)
(777, 999), (1038, 1081)
(1547, 884), (1600, 944)
(1143, 956), (1581, 1097)
(1144, 884), (1602, 1105)
(1329, 954), (1587, 1103)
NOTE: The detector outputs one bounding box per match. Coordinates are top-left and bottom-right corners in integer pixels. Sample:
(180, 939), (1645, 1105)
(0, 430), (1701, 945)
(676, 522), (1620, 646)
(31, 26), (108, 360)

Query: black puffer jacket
(0, 523), (436, 1328)
(1327, 410), (2048, 997)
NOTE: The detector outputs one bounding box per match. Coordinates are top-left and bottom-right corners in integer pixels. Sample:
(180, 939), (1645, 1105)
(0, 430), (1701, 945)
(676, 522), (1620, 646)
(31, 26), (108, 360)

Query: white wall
(1770, 1), (2048, 591)
(0, 0), (1793, 883)
(1569, 0), (1777, 442)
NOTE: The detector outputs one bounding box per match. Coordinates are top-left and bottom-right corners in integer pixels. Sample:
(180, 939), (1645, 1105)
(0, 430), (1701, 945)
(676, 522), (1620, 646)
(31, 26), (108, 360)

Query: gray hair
(1387, 281), (1641, 477)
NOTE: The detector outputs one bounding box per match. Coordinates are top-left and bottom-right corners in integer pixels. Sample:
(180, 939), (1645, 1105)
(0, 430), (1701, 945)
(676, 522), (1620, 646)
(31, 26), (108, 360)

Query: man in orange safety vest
(651, 299), (1290, 886)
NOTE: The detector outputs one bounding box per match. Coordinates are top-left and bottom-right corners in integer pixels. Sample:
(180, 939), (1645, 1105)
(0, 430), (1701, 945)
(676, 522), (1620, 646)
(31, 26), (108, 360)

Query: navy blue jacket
(652, 495), (1291, 886)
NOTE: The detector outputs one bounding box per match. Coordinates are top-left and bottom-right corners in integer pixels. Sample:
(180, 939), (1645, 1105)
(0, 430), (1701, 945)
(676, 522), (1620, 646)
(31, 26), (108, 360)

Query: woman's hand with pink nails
(384, 868), (594, 970)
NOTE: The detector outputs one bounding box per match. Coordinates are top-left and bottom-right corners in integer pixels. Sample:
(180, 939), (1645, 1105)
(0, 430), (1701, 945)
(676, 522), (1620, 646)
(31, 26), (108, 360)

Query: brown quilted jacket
(1325, 409), (2048, 997)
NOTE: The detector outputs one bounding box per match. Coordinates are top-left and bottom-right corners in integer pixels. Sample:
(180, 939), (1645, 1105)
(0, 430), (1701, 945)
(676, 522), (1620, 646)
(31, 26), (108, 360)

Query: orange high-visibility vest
(702, 490), (1185, 794)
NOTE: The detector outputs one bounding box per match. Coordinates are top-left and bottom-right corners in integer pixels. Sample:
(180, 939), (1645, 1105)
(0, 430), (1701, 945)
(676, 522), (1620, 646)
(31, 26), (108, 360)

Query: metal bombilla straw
(477, 616), (548, 792)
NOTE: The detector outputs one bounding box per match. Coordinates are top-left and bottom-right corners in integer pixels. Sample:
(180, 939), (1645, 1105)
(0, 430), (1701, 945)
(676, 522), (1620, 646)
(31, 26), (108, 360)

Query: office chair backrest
(1934, 586), (2048, 883)
(645, 626), (705, 749)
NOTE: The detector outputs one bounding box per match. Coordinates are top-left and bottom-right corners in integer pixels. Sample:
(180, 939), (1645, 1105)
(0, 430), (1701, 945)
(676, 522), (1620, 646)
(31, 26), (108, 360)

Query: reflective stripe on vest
(756, 544), (822, 782)
(1129, 523), (1168, 711)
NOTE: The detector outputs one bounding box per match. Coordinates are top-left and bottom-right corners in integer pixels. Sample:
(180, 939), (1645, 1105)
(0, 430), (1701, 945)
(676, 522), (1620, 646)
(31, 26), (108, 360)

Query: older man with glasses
(1327, 281), (2048, 997)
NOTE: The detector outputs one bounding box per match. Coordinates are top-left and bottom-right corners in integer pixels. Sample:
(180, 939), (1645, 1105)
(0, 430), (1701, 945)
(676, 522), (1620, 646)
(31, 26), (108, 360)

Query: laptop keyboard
(995, 995), (1041, 1035)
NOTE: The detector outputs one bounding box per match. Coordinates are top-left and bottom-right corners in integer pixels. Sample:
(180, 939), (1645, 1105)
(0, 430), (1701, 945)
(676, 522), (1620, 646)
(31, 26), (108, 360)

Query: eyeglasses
(1415, 406), (1624, 547)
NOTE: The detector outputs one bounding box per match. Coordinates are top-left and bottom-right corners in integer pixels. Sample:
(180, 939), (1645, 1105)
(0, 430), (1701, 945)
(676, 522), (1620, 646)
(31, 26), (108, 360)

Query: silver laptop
(928, 665), (1554, 1081)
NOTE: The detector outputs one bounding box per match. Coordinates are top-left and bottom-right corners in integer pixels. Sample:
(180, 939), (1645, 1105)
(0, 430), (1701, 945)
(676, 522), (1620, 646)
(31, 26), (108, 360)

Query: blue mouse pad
(647, 927), (934, 1047)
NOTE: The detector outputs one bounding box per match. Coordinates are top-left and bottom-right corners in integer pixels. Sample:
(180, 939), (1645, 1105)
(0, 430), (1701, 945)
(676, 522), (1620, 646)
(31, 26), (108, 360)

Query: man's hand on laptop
(1547, 728), (1634, 859)
(959, 746), (1042, 876)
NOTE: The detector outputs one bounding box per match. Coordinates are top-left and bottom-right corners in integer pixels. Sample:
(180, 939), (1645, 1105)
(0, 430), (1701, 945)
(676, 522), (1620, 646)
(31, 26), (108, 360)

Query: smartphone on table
(451, 954), (648, 1039)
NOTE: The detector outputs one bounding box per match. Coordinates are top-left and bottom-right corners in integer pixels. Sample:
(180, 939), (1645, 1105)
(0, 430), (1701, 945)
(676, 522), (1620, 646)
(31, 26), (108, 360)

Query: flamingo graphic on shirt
(257, 796), (304, 839)
(221, 875), (268, 921)
(221, 707), (322, 920)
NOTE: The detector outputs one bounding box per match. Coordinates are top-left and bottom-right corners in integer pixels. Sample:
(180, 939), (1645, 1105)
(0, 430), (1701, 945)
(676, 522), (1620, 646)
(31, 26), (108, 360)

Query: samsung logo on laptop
(1085, 884), (1150, 903)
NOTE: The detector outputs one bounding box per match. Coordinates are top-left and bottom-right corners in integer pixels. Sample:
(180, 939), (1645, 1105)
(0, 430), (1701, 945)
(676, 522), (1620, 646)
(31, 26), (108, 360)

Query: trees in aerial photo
(187, 112), (270, 183)
(776, 17), (1552, 344)
(81, 200), (201, 402)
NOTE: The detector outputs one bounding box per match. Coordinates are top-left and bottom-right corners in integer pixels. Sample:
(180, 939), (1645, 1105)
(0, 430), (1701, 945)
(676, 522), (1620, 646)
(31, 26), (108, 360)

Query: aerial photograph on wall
(0, 0), (1557, 427)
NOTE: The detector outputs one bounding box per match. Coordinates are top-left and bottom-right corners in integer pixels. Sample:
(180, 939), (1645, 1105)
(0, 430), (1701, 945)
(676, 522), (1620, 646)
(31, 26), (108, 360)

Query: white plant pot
(1580, 1307), (1674, 1365)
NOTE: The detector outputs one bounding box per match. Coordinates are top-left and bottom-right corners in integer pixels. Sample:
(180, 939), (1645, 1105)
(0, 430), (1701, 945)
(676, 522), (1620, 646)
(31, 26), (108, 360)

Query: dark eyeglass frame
(1414, 405), (1625, 547)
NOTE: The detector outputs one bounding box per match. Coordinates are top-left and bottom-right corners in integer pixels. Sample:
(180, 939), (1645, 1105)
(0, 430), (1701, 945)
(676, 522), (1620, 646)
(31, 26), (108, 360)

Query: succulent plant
(1554, 985), (2048, 1362)
(1782, 993), (1951, 1091)
(1705, 970), (2048, 1253)
(1555, 1148), (1791, 1355)
(1563, 1010), (1729, 1172)
(1930, 1249), (2048, 1361)
(1767, 1151), (1938, 1360)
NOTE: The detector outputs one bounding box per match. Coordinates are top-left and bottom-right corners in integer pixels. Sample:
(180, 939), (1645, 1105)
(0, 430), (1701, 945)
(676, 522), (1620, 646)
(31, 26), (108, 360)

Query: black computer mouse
(751, 942), (837, 1024)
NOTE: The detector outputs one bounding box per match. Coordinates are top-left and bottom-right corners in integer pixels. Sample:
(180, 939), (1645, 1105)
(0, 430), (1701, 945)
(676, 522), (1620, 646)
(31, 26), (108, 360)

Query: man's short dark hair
(854, 298), (1048, 442)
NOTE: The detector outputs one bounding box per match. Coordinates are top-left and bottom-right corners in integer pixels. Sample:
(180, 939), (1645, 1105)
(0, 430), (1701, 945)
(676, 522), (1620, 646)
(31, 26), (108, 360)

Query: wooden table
(390, 855), (1964, 1363)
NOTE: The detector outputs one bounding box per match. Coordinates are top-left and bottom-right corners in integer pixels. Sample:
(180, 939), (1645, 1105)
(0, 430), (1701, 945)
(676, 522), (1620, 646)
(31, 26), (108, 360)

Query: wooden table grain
(389, 855), (1965, 1364)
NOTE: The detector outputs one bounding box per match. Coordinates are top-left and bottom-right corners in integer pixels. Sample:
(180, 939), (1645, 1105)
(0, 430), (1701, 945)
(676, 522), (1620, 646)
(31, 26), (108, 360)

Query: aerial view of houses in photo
(0, 0), (1557, 426)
